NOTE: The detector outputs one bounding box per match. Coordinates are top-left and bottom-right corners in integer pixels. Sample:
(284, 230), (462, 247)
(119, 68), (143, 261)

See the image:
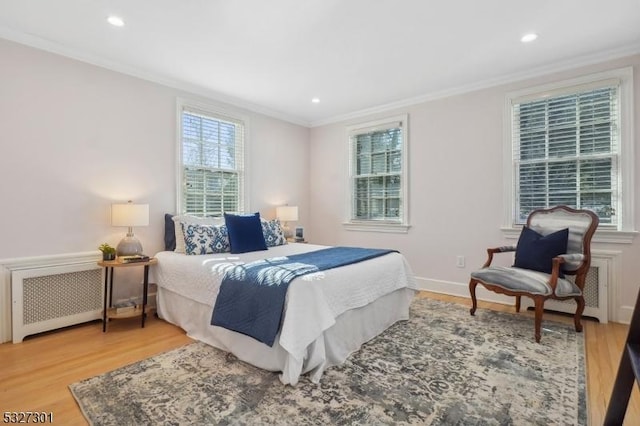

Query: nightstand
(97, 258), (157, 332)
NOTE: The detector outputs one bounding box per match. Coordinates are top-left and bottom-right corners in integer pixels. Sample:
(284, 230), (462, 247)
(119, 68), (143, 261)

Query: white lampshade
(112, 203), (149, 227)
(111, 201), (149, 256)
(276, 206), (299, 222)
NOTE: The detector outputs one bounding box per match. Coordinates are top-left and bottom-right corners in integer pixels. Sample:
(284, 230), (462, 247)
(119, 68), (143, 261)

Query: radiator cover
(521, 259), (608, 323)
(12, 263), (103, 343)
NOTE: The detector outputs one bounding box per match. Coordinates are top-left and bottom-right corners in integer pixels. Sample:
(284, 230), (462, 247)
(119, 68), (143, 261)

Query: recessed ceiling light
(311, 97), (320, 103)
(107, 16), (125, 27)
(521, 33), (538, 43)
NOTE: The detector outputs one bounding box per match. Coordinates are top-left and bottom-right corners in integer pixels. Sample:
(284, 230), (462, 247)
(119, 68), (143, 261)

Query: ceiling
(1, 0), (639, 127)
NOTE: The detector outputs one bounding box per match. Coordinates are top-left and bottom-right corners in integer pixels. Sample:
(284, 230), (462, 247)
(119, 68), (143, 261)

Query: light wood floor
(1, 292), (637, 425)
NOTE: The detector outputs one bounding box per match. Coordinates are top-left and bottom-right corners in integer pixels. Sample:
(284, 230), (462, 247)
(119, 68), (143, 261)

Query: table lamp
(276, 205), (298, 239)
(111, 201), (149, 256)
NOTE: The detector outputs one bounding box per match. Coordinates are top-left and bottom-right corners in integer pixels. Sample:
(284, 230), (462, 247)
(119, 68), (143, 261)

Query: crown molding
(2, 24), (638, 130)
(310, 42), (640, 127)
(0, 26), (311, 128)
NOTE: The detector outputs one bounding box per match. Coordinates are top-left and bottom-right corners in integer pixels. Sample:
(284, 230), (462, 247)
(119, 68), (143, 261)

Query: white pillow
(172, 215), (224, 254)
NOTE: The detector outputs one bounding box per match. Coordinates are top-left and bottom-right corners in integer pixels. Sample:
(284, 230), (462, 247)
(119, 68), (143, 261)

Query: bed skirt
(157, 286), (416, 385)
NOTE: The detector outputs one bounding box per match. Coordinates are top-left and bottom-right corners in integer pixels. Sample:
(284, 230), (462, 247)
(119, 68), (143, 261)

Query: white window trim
(175, 97), (251, 215)
(502, 67), (636, 243)
(500, 227), (637, 244)
(343, 114), (410, 233)
(344, 221), (411, 233)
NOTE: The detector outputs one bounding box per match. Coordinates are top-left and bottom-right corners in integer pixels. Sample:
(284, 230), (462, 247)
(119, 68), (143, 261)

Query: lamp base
(282, 224), (293, 239)
(116, 235), (144, 256)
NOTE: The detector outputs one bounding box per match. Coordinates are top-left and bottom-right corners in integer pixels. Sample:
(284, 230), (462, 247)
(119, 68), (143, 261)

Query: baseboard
(414, 276), (515, 306)
(414, 276), (633, 325)
(618, 306), (633, 325)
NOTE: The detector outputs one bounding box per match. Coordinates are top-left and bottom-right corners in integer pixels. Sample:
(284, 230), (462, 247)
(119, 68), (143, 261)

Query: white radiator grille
(583, 266), (599, 308)
(12, 263), (103, 343)
(549, 266), (599, 308)
(522, 262), (607, 323)
(22, 269), (102, 325)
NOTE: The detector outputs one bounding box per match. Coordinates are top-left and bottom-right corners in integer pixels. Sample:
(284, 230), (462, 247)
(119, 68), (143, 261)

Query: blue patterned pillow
(261, 218), (287, 247)
(181, 223), (230, 255)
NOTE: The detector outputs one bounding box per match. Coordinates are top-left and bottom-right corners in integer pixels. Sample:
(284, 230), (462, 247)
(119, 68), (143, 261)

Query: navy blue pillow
(514, 226), (569, 277)
(164, 214), (176, 251)
(224, 213), (268, 254)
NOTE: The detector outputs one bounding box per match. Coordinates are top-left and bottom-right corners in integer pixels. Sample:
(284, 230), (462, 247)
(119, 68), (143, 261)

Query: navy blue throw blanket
(211, 246), (397, 346)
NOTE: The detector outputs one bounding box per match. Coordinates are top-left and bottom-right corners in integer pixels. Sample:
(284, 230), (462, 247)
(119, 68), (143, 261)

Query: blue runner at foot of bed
(210, 246), (397, 346)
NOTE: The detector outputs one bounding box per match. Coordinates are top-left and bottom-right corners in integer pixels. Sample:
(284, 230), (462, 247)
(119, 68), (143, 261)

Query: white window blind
(512, 84), (619, 225)
(180, 107), (245, 216)
(347, 115), (409, 232)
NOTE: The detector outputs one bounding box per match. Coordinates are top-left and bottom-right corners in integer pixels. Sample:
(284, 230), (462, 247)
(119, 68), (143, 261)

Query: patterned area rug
(69, 298), (586, 425)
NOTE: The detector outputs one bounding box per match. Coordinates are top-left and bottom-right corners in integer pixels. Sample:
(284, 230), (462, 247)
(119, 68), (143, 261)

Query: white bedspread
(153, 243), (417, 381)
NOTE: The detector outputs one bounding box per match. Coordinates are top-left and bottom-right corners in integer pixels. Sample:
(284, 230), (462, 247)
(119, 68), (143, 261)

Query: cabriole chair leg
(469, 280), (478, 316)
(574, 296), (585, 333)
(534, 298), (544, 343)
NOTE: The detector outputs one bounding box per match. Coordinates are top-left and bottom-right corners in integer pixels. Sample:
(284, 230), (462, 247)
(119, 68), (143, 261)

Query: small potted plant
(99, 243), (116, 261)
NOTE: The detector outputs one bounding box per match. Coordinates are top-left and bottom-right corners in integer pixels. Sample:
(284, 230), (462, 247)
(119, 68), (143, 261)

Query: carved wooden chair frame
(469, 205), (599, 342)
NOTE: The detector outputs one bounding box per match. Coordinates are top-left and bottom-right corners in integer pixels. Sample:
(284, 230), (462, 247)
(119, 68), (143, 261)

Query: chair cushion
(514, 226), (568, 277)
(471, 266), (582, 297)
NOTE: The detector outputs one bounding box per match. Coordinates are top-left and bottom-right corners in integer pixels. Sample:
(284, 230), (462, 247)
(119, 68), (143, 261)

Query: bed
(154, 216), (416, 385)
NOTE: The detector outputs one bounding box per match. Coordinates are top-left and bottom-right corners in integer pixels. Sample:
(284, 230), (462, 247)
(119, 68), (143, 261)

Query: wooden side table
(97, 258), (157, 332)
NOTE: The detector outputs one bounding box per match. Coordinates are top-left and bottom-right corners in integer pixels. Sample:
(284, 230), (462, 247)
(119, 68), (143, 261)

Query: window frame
(176, 98), (250, 216)
(502, 67), (636, 243)
(343, 114), (410, 233)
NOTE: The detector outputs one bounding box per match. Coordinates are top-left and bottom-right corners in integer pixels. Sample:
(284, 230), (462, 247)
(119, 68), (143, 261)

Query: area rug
(69, 298), (586, 425)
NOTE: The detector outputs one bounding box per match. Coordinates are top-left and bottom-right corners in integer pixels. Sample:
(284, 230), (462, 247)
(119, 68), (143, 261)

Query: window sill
(343, 221), (411, 234)
(500, 227), (638, 244)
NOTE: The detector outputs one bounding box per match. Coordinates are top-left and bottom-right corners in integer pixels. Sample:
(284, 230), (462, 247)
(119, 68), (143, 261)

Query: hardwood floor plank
(0, 292), (637, 424)
(0, 317), (192, 424)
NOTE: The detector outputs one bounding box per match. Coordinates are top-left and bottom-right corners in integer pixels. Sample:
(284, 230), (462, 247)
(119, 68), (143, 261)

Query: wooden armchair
(469, 205), (599, 342)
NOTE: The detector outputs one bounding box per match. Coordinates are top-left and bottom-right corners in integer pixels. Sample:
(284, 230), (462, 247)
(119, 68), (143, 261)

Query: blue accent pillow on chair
(514, 226), (569, 277)
(224, 213), (268, 254)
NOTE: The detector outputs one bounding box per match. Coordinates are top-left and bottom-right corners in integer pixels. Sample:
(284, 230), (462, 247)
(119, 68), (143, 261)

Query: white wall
(0, 38), (309, 260)
(309, 54), (640, 323)
(0, 38), (309, 309)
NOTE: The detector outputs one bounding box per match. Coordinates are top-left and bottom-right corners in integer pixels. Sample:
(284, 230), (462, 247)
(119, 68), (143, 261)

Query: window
(345, 115), (409, 233)
(514, 86), (618, 224)
(505, 67), (634, 239)
(178, 101), (245, 216)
